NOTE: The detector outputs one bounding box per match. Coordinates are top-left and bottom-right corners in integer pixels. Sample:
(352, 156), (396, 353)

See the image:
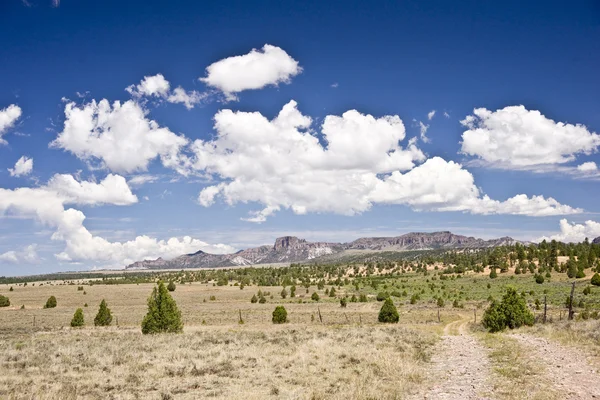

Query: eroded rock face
(125, 232), (521, 270)
(593, 236), (600, 245)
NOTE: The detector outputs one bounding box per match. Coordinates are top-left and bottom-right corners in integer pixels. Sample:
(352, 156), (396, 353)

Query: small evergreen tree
(0, 295), (10, 307)
(44, 296), (57, 309)
(71, 308), (84, 327)
(340, 297), (347, 308)
(259, 295), (267, 304)
(378, 298), (399, 323)
(251, 294), (258, 303)
(290, 286), (296, 298)
(329, 287), (336, 297)
(167, 281), (176, 292)
(376, 291), (389, 301)
(350, 294), (358, 302)
(280, 288), (287, 299)
(359, 293), (368, 302)
(9, 286), (13, 292)
(437, 297), (445, 308)
(272, 306), (287, 324)
(482, 287), (534, 332)
(94, 299), (112, 326)
(489, 269), (498, 279)
(141, 281), (183, 334)
(311, 292), (320, 302)
(591, 273), (600, 286)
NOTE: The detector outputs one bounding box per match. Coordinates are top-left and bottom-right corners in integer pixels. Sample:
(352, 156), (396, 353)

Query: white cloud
(443, 111), (450, 118)
(0, 244), (39, 264)
(126, 74), (171, 98)
(538, 219), (600, 243)
(188, 101), (579, 221)
(127, 74), (205, 109)
(577, 161), (598, 172)
(0, 174), (234, 267)
(51, 99), (189, 174)
(427, 110), (436, 120)
(331, 83), (339, 88)
(200, 44), (302, 100)
(128, 174), (159, 186)
(418, 121), (430, 143)
(0, 104), (22, 144)
(461, 106), (600, 168)
(8, 156), (33, 177)
(167, 87), (207, 110)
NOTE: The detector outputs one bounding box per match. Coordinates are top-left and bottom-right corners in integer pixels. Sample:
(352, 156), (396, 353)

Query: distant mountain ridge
(593, 236), (600, 245)
(125, 231), (521, 270)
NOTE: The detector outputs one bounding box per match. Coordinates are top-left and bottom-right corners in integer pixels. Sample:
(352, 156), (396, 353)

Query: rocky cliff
(125, 231), (521, 270)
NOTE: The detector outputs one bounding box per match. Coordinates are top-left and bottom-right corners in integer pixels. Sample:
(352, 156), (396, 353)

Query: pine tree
(71, 308), (84, 327)
(94, 299), (112, 326)
(0, 295), (10, 307)
(378, 297), (399, 323)
(167, 281), (176, 292)
(591, 273), (600, 286)
(142, 281), (183, 334)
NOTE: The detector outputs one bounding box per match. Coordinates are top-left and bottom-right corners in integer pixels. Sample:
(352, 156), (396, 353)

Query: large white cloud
(0, 174), (234, 267)
(8, 156), (33, 177)
(51, 99), (189, 174)
(200, 44), (302, 100)
(538, 219), (600, 243)
(577, 161), (598, 172)
(461, 106), (600, 168)
(189, 101), (580, 221)
(0, 104), (22, 144)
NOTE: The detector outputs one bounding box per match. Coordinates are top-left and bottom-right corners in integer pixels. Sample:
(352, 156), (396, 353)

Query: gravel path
(414, 320), (492, 400)
(510, 334), (600, 399)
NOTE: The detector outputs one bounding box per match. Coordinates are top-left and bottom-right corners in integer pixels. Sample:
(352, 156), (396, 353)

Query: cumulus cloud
(0, 104), (22, 144)
(127, 74), (205, 109)
(0, 244), (39, 264)
(200, 44), (302, 100)
(461, 106), (600, 168)
(427, 110), (436, 120)
(443, 111), (450, 118)
(8, 156), (33, 177)
(0, 174), (234, 267)
(538, 219), (600, 243)
(51, 99), (189, 174)
(577, 161), (598, 172)
(188, 101), (579, 221)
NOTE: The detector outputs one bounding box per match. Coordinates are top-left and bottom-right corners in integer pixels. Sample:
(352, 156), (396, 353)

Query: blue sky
(1, 0), (599, 275)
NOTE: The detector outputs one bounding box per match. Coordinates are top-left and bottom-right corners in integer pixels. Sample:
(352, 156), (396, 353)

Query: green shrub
(209, 295), (216, 301)
(280, 288), (287, 299)
(311, 292), (320, 302)
(0, 295), (10, 307)
(167, 281), (176, 292)
(359, 293), (368, 302)
(94, 299), (112, 326)
(71, 308), (84, 327)
(376, 291), (389, 301)
(535, 274), (544, 284)
(583, 286), (591, 295)
(44, 296), (57, 309)
(259, 295), (267, 304)
(410, 294), (419, 304)
(250, 294), (258, 303)
(378, 298), (399, 323)
(340, 297), (347, 308)
(272, 306), (287, 324)
(437, 298), (445, 308)
(591, 273), (600, 286)
(141, 281), (183, 334)
(9, 286), (13, 292)
(350, 294), (358, 302)
(329, 287), (336, 297)
(482, 287), (534, 332)
(489, 269), (498, 279)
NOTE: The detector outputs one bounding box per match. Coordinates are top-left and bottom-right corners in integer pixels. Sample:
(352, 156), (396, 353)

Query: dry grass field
(1, 267), (600, 400)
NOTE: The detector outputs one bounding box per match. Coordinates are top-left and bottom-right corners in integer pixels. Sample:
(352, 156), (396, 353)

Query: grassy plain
(1, 265), (600, 399)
